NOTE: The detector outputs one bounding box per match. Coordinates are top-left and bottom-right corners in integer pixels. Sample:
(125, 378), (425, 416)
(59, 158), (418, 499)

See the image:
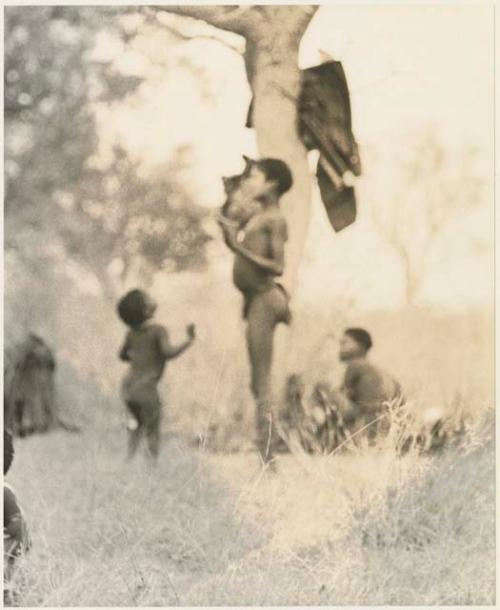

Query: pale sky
(95, 4), (494, 311)
(304, 4), (493, 151)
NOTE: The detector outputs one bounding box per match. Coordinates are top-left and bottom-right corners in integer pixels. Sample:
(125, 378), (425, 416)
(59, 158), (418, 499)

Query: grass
(5, 303), (495, 606)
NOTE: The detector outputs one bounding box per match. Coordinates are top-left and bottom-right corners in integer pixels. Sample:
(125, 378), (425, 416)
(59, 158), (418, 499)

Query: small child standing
(117, 289), (196, 461)
(4, 429), (31, 604)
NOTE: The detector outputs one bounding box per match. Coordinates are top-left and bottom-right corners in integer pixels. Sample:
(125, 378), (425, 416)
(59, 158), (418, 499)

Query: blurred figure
(4, 429), (31, 604)
(4, 334), (56, 437)
(117, 289), (196, 462)
(4, 334), (79, 437)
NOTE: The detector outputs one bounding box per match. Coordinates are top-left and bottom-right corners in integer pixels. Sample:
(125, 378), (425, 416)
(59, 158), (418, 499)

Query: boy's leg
(144, 402), (162, 461)
(128, 427), (143, 459)
(246, 288), (285, 463)
(145, 413), (161, 460)
(126, 401), (143, 459)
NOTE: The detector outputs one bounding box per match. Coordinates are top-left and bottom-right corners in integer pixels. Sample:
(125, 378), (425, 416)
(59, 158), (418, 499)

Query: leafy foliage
(5, 6), (210, 303)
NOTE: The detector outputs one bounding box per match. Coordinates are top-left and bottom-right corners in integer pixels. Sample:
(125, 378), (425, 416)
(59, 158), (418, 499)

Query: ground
(7, 412), (495, 606)
(5, 306), (495, 606)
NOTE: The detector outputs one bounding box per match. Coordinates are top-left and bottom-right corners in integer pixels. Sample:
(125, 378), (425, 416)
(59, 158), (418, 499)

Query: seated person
(312, 327), (404, 444)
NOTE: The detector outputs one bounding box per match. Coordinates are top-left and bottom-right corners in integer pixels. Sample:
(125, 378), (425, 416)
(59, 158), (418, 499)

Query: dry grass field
(5, 303), (495, 606)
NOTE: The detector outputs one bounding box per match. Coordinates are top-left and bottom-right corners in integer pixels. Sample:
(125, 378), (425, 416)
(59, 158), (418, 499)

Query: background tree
(5, 6), (210, 305)
(370, 131), (485, 305)
(55, 144), (209, 299)
(4, 6), (213, 408)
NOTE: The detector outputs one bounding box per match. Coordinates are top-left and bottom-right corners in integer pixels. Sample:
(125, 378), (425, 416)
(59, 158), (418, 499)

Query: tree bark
(245, 25), (312, 293)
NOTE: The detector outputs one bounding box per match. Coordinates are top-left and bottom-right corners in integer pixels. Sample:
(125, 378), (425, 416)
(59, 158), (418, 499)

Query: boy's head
(117, 289), (156, 328)
(249, 158), (293, 197)
(339, 327), (373, 362)
(4, 429), (14, 475)
(253, 157), (293, 198)
(235, 156), (293, 202)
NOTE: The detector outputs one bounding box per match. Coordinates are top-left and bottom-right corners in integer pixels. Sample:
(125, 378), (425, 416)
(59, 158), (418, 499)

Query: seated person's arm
(327, 388), (359, 426)
(157, 325), (195, 360)
(340, 365), (362, 424)
(221, 217), (286, 276)
(342, 364), (360, 401)
(118, 334), (131, 361)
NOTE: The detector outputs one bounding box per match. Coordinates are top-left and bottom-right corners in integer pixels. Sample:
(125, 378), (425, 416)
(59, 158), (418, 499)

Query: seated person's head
(4, 429), (14, 475)
(117, 289), (157, 328)
(339, 327), (373, 362)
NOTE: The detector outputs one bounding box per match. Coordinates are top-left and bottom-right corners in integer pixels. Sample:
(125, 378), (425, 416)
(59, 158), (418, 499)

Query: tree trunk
(245, 36), (312, 293)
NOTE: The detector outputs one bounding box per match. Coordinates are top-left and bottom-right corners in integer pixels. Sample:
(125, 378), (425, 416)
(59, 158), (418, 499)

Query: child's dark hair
(256, 158), (293, 195)
(345, 327), (373, 352)
(117, 289), (155, 328)
(4, 429), (14, 475)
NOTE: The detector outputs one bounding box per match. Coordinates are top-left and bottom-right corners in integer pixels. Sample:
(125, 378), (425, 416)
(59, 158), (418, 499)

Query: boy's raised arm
(157, 326), (195, 360)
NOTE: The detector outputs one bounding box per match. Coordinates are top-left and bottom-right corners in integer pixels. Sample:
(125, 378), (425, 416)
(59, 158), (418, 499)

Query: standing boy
(117, 289), (195, 461)
(219, 157), (292, 464)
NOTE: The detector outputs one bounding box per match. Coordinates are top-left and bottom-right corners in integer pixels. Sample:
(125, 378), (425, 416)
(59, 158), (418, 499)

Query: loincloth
(242, 282), (292, 324)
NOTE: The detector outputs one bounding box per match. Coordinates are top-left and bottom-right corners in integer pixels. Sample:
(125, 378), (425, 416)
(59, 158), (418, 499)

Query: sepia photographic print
(3, 2), (496, 607)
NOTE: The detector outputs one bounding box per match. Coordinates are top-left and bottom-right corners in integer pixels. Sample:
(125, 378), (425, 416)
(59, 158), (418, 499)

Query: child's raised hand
(186, 324), (196, 341)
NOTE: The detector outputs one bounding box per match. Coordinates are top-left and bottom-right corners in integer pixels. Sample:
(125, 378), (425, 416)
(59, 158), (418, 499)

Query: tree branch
(149, 10), (244, 54)
(147, 5), (257, 36)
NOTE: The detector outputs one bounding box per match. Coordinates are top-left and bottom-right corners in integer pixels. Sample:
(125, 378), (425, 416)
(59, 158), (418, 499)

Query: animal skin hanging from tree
(247, 60), (361, 233)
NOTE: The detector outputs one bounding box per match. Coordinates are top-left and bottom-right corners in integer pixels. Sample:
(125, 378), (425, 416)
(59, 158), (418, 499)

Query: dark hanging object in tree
(4, 334), (80, 437)
(300, 60), (361, 232)
(246, 60), (361, 233)
(316, 161), (357, 232)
